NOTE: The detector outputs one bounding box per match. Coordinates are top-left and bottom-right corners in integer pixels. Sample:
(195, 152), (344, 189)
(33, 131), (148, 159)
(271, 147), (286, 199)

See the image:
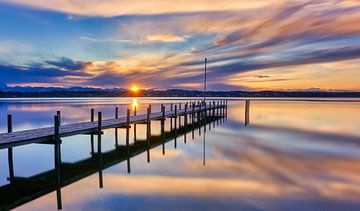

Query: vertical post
(245, 99), (250, 126)
(204, 101), (207, 132)
(225, 100), (228, 121)
(115, 107), (119, 119)
(54, 115), (63, 209)
(56, 111), (61, 125)
(204, 58), (207, 104)
(198, 105), (201, 136)
(184, 104), (188, 128)
(192, 103), (195, 140)
(97, 112), (103, 188)
(161, 105), (165, 155)
(134, 104), (137, 142)
(178, 103), (181, 127)
(184, 104), (188, 143)
(217, 101), (220, 125)
(174, 105), (177, 149)
(212, 101), (216, 127)
(7, 114), (14, 182)
(115, 106), (119, 148)
(90, 109), (95, 156)
(126, 109), (131, 173)
(146, 106), (151, 163)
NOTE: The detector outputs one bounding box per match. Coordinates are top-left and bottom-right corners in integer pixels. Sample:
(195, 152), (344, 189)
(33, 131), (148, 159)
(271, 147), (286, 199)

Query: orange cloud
(3, 0), (277, 17)
(146, 33), (186, 43)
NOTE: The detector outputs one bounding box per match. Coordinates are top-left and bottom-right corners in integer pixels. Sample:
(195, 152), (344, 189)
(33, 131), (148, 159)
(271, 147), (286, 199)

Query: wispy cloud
(79, 36), (141, 44)
(1, 0), (276, 17)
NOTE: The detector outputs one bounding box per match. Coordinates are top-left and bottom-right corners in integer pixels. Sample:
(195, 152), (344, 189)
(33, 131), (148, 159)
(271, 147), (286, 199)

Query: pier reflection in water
(0, 100), (226, 210)
(2, 98), (360, 211)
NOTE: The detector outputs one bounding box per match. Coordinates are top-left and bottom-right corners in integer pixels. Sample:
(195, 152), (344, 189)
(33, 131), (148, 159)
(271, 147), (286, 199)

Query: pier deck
(0, 102), (226, 149)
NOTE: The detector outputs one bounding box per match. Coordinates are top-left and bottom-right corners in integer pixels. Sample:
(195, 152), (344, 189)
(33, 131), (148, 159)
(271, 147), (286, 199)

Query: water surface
(0, 97), (360, 210)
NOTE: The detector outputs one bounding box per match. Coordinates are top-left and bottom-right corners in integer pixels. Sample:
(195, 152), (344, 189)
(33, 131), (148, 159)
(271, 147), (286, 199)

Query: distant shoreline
(1, 89), (360, 98)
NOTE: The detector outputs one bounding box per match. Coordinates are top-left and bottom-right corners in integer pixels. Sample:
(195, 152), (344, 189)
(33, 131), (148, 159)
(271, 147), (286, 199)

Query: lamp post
(203, 58), (207, 104)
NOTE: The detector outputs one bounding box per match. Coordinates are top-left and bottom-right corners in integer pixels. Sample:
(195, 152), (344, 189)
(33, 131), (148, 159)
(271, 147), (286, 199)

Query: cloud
(1, 0), (277, 17)
(146, 33), (186, 43)
(254, 75), (270, 78)
(79, 36), (140, 44)
(0, 57), (92, 85)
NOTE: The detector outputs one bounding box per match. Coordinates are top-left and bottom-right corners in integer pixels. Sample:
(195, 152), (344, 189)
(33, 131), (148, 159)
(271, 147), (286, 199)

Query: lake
(0, 97), (360, 211)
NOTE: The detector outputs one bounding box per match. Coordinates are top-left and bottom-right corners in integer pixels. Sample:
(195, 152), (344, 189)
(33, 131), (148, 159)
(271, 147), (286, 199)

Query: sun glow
(131, 86), (139, 92)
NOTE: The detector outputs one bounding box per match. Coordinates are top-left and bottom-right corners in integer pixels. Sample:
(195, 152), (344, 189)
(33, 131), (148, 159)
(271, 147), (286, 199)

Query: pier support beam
(90, 109), (95, 156)
(54, 114), (62, 210)
(174, 105), (177, 149)
(133, 105), (137, 142)
(7, 114), (14, 183)
(97, 112), (103, 189)
(245, 99), (250, 126)
(126, 109), (131, 173)
(115, 107), (119, 148)
(146, 106), (151, 163)
(161, 105), (166, 155)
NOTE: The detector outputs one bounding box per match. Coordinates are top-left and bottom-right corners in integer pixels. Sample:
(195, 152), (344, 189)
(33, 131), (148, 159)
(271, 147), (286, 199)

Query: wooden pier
(0, 100), (227, 149)
(0, 100), (227, 210)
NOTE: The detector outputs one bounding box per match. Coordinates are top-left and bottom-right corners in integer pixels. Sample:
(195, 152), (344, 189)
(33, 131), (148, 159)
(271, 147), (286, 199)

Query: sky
(0, 0), (360, 91)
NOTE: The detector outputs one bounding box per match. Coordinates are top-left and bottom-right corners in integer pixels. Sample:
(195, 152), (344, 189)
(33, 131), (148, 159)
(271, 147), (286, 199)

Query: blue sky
(1, 0), (360, 90)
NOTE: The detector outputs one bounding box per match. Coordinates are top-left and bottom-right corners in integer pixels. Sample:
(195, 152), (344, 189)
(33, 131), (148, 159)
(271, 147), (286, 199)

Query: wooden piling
(245, 99), (250, 126)
(7, 114), (14, 182)
(161, 105), (165, 155)
(126, 109), (131, 173)
(174, 105), (177, 148)
(146, 106), (151, 163)
(134, 104), (137, 142)
(97, 112), (103, 188)
(90, 109), (95, 156)
(54, 115), (62, 209)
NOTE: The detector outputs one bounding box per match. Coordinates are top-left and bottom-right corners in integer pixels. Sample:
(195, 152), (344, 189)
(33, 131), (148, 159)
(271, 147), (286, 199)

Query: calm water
(0, 97), (360, 211)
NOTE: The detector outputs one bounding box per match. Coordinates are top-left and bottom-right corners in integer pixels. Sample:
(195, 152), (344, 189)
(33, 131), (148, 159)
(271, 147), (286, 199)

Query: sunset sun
(131, 86), (139, 92)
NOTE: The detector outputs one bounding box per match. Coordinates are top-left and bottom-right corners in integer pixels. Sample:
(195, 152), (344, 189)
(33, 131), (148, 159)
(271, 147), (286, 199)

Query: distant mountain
(0, 86), (126, 93)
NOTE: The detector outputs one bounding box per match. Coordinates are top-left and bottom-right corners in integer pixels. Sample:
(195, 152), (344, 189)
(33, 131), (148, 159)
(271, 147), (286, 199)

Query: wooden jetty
(0, 100), (227, 210)
(0, 100), (227, 149)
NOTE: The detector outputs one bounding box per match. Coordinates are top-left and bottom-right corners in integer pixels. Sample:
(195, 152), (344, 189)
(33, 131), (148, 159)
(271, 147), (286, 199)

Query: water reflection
(1, 98), (360, 211)
(0, 107), (224, 210)
(132, 98), (138, 112)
